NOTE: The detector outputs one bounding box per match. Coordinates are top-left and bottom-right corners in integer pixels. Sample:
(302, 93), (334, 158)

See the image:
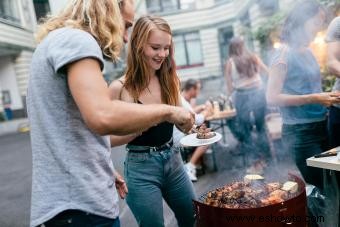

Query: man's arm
(108, 79), (141, 146)
(67, 58), (193, 136)
(327, 42), (340, 77)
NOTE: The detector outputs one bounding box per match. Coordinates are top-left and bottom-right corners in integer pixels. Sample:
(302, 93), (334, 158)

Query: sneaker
(185, 163), (198, 182)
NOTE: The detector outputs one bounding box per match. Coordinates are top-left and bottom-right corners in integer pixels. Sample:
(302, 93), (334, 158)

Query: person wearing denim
(326, 17), (340, 148)
(224, 37), (270, 164)
(124, 146), (195, 227)
(234, 87), (269, 159)
(282, 121), (328, 188)
(28, 1), (195, 227)
(43, 210), (120, 227)
(267, 1), (340, 189)
(109, 16), (196, 227)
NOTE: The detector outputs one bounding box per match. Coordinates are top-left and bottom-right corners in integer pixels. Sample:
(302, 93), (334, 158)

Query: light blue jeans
(124, 147), (196, 227)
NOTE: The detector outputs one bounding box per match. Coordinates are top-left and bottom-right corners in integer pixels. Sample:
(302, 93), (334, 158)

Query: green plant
(253, 11), (286, 46)
(253, 0), (340, 47)
(321, 70), (336, 92)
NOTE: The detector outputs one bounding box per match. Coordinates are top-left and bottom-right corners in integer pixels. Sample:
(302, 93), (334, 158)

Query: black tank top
(129, 121), (174, 147)
(128, 101), (173, 146)
(117, 80), (174, 147)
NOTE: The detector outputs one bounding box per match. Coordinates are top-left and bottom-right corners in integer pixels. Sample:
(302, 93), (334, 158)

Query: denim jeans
(282, 120), (328, 189)
(124, 147), (196, 227)
(328, 106), (340, 148)
(42, 210), (120, 227)
(234, 87), (270, 160)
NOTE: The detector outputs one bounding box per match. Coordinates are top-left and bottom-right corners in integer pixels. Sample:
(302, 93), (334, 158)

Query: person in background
(224, 37), (270, 171)
(109, 16), (196, 227)
(326, 16), (340, 148)
(267, 0), (340, 189)
(27, 1), (193, 226)
(182, 79), (209, 113)
(173, 79), (213, 182)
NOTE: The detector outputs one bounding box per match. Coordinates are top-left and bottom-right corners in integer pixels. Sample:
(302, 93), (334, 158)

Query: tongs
(314, 146), (340, 158)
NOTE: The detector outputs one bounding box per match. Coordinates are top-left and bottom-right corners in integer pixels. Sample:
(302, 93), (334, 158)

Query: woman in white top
(224, 37), (270, 164)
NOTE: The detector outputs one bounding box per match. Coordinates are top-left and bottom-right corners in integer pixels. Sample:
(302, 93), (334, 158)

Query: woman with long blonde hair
(27, 1), (194, 226)
(109, 15), (196, 227)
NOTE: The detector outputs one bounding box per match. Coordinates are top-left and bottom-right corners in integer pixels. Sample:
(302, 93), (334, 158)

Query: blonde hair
(124, 15), (180, 106)
(35, 0), (123, 61)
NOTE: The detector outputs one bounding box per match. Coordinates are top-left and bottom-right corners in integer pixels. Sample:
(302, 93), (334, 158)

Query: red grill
(193, 174), (307, 227)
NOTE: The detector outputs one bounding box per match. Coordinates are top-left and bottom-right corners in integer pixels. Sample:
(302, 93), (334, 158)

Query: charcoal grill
(193, 174), (307, 227)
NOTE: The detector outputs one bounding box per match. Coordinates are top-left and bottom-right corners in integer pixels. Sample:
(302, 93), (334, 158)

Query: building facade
(46, 0), (292, 83)
(0, 0), (38, 120)
(135, 0), (294, 81)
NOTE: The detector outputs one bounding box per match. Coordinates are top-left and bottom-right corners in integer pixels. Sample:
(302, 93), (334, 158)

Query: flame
(312, 32), (325, 45)
(273, 41), (281, 49)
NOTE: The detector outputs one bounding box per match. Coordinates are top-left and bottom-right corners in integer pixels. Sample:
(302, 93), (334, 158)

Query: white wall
(0, 57), (23, 110)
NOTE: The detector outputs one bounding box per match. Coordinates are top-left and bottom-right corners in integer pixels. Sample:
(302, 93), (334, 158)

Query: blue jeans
(234, 87), (270, 160)
(42, 210), (120, 227)
(282, 120), (328, 189)
(328, 106), (340, 147)
(124, 147), (196, 227)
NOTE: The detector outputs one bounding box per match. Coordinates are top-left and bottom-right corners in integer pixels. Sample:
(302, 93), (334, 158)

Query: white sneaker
(185, 163), (197, 182)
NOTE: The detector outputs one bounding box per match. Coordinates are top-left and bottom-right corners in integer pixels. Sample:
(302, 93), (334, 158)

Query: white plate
(180, 132), (222, 147)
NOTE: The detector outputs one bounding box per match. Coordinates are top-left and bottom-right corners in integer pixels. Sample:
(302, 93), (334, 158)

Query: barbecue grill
(193, 174), (307, 227)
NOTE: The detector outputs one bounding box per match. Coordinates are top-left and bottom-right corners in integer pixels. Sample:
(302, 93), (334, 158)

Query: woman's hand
(309, 92), (340, 107)
(114, 171), (128, 199)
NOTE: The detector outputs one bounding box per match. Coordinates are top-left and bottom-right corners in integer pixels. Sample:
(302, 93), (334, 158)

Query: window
(33, 0), (51, 21)
(146, 0), (194, 13)
(218, 27), (234, 66)
(2, 90), (11, 105)
(0, 0), (20, 23)
(173, 32), (203, 68)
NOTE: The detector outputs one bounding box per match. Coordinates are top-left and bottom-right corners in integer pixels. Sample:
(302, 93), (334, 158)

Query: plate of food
(180, 124), (222, 147)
